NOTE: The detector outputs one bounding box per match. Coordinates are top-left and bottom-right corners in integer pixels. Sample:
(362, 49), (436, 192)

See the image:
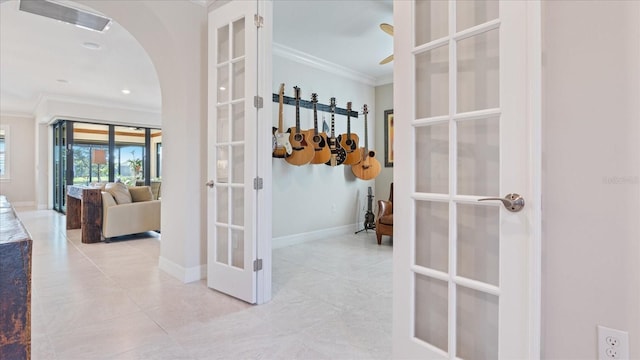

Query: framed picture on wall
(384, 109), (394, 167)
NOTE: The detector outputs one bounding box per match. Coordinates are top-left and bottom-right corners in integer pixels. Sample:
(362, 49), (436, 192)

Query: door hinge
(253, 95), (263, 109)
(253, 177), (263, 190)
(254, 14), (264, 28)
(253, 258), (263, 271)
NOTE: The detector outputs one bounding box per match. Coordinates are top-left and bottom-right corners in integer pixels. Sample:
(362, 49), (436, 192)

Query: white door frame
(391, 0), (541, 358)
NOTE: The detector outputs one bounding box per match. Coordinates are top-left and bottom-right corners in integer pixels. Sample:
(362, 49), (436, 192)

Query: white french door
(392, 1), (540, 359)
(207, 0), (272, 304)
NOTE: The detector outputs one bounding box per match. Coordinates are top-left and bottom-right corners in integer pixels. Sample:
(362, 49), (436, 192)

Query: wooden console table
(66, 185), (103, 244)
(0, 195), (32, 359)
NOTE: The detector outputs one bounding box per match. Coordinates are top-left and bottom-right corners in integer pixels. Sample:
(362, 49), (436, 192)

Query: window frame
(0, 125), (10, 181)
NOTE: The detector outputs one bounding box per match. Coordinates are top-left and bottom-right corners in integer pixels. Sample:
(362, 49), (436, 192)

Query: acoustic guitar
(340, 101), (362, 165)
(325, 97), (347, 166)
(309, 93), (331, 164)
(285, 86), (315, 166)
(272, 83), (292, 158)
(352, 104), (381, 180)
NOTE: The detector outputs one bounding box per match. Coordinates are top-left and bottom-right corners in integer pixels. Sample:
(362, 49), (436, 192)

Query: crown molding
(34, 93), (161, 116)
(0, 111), (34, 119)
(273, 42), (377, 87)
(375, 74), (394, 87)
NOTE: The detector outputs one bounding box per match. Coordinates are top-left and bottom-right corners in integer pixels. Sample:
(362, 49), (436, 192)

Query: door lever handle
(478, 193), (525, 212)
(205, 180), (215, 188)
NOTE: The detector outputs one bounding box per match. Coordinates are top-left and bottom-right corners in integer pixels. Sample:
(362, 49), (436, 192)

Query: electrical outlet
(598, 325), (629, 360)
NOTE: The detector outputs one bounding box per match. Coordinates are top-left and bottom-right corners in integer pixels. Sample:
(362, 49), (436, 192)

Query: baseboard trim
(272, 223), (359, 249)
(11, 201), (35, 207)
(158, 256), (206, 283)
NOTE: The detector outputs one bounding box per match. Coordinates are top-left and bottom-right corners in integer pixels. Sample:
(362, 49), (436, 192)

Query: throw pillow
(129, 186), (153, 202)
(105, 182), (132, 204)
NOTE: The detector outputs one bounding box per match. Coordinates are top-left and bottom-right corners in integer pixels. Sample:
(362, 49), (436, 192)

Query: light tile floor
(17, 208), (393, 360)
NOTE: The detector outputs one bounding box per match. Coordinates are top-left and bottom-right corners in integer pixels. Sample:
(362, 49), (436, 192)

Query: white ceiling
(0, 0), (161, 115)
(0, 0), (393, 116)
(273, 0), (393, 82)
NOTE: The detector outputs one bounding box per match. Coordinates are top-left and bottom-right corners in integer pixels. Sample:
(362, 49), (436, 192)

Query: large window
(115, 126), (147, 185)
(72, 123), (109, 185)
(52, 120), (162, 213)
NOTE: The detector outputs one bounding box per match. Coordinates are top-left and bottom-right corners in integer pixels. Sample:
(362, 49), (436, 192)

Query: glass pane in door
(415, 200), (449, 272)
(457, 203), (499, 285)
(415, 274), (448, 351)
(216, 226), (229, 264)
(73, 123), (110, 185)
(456, 0), (499, 31)
(456, 285), (498, 359)
(416, 123), (449, 194)
(457, 29), (499, 113)
(231, 229), (244, 268)
(457, 116), (499, 196)
(415, 0), (448, 46)
(416, 45), (449, 119)
(114, 126), (145, 185)
(232, 18), (245, 58)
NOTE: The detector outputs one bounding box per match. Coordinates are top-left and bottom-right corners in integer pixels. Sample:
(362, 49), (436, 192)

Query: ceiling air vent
(19, 0), (112, 32)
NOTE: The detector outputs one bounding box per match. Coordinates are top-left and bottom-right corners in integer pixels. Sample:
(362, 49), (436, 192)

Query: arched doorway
(78, 1), (208, 282)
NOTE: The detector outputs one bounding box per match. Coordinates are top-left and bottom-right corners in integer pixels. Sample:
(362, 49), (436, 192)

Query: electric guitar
(272, 83), (292, 158)
(309, 93), (331, 164)
(352, 104), (381, 180)
(340, 101), (362, 165)
(285, 86), (315, 166)
(364, 186), (375, 229)
(325, 97), (347, 166)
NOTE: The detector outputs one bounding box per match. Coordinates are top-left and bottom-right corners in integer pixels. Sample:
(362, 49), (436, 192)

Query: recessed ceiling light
(57, 79), (69, 84)
(82, 42), (101, 50)
(219, 86), (226, 91)
(121, 89), (131, 95)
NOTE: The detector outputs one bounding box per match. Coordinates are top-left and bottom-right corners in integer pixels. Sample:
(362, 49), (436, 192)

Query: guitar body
(339, 133), (359, 154)
(352, 149), (381, 180)
(325, 135), (347, 166)
(272, 126), (292, 158)
(343, 146), (362, 165)
(365, 210), (375, 228)
(309, 130), (331, 164)
(273, 83), (292, 159)
(285, 127), (315, 166)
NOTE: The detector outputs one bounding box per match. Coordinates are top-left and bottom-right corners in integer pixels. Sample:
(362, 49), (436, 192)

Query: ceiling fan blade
(380, 23), (394, 36)
(379, 54), (394, 65)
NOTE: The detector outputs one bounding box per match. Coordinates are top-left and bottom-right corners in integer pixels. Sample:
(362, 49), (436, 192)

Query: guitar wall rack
(271, 93), (359, 118)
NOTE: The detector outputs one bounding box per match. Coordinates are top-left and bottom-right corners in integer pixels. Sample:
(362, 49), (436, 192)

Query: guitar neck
(295, 95), (301, 133)
(313, 102), (319, 135)
(346, 101), (352, 138)
(330, 97), (336, 138)
(364, 112), (368, 152)
(279, 99), (284, 131)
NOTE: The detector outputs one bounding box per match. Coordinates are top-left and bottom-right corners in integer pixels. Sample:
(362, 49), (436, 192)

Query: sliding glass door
(52, 120), (162, 213)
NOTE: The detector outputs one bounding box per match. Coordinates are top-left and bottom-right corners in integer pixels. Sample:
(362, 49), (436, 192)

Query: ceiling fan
(379, 23), (394, 65)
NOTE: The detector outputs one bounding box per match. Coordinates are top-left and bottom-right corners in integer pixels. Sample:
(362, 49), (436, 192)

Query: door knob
(478, 193), (525, 212)
(205, 180), (215, 188)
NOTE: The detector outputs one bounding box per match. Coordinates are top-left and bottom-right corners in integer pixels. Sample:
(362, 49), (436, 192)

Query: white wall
(79, 0), (208, 282)
(272, 55), (376, 240)
(0, 114), (35, 205)
(374, 83), (393, 204)
(542, 1), (640, 358)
